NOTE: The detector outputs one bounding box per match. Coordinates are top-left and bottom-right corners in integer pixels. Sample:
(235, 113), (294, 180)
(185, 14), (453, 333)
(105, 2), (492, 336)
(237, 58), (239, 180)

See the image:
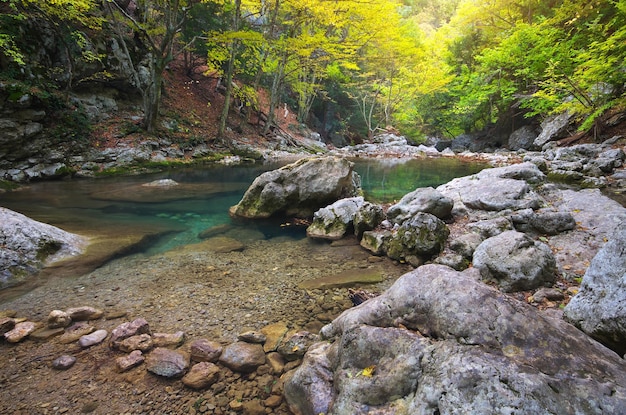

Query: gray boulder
(386, 187), (453, 224)
(353, 202), (384, 239)
(564, 221), (626, 356)
(473, 230), (556, 292)
(386, 213), (449, 264)
(508, 125), (537, 150)
(306, 197), (364, 240)
(0, 207), (86, 288)
(285, 265), (626, 415)
(533, 112), (573, 149)
(511, 208), (576, 235)
(437, 163), (545, 218)
(229, 156), (361, 219)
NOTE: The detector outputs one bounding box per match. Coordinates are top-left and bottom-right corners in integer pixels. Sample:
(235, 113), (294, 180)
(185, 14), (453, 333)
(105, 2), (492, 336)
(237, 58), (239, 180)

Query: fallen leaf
(360, 365), (376, 378)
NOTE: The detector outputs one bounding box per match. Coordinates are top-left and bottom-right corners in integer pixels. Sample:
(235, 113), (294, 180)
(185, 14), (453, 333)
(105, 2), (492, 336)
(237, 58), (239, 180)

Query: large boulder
(564, 221), (626, 356)
(285, 265), (626, 415)
(472, 230), (556, 292)
(437, 163), (545, 218)
(386, 187), (453, 224)
(229, 157), (361, 219)
(0, 207), (86, 288)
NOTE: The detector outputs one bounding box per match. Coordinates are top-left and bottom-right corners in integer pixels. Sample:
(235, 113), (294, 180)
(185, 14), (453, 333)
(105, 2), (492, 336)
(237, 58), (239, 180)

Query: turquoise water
(0, 158), (487, 254)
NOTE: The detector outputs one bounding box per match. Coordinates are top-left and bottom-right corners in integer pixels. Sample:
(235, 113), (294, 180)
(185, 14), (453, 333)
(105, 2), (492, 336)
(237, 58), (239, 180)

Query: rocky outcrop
(285, 264), (626, 415)
(229, 156), (361, 219)
(564, 221), (626, 356)
(0, 207), (86, 288)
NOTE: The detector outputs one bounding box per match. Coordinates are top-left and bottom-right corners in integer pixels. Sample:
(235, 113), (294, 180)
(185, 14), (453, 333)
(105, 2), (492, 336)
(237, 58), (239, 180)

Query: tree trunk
(263, 51), (287, 135)
(142, 59), (165, 133)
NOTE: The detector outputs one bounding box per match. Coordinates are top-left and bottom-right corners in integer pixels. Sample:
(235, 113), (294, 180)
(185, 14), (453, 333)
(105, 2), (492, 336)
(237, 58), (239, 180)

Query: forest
(1, 0), (625, 144)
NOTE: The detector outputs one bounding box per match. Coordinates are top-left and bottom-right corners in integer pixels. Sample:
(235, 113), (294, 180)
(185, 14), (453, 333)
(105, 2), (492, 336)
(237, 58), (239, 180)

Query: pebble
(190, 339), (223, 363)
(116, 350), (144, 372)
(182, 362), (220, 389)
(117, 334), (154, 352)
(110, 318), (151, 348)
(237, 330), (266, 344)
(66, 306), (103, 321)
(152, 331), (185, 348)
(52, 355), (76, 370)
(4, 321), (36, 343)
(145, 347), (189, 378)
(78, 329), (108, 348)
(58, 322), (94, 344)
(47, 310), (71, 328)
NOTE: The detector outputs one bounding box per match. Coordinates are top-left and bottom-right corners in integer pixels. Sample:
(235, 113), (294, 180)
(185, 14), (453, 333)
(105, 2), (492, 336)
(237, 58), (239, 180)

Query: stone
(287, 264), (626, 414)
(117, 333), (154, 352)
(47, 310), (71, 328)
(0, 317), (15, 336)
(353, 202), (384, 238)
(58, 322), (94, 344)
(66, 306), (103, 321)
(564, 221), (626, 356)
(0, 207), (86, 289)
(511, 208), (576, 235)
(264, 395), (283, 408)
(467, 217), (514, 239)
(473, 231), (556, 292)
(219, 342), (266, 373)
(360, 230), (392, 256)
(229, 156), (361, 219)
(181, 362), (220, 389)
(266, 352), (286, 375)
(152, 331), (185, 348)
(298, 268), (383, 290)
(306, 197), (364, 240)
(241, 400), (264, 415)
(449, 232), (483, 259)
(533, 111), (574, 148)
(78, 329), (108, 348)
(52, 355), (76, 370)
(508, 125), (537, 150)
(4, 321), (36, 343)
(386, 213), (449, 262)
(261, 322), (289, 353)
(116, 350), (144, 372)
(238, 331), (266, 344)
(30, 327), (64, 341)
(532, 287), (564, 303)
(109, 318), (151, 349)
(276, 331), (318, 361)
(387, 187), (453, 224)
(189, 339), (223, 362)
(146, 347), (189, 378)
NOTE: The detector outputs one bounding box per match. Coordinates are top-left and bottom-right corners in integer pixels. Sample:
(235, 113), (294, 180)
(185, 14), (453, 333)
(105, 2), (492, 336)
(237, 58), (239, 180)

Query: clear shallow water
(0, 158), (487, 255)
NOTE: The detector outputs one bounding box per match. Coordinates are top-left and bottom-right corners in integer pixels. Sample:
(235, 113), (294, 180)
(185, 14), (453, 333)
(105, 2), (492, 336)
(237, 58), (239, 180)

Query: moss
(0, 180), (21, 191)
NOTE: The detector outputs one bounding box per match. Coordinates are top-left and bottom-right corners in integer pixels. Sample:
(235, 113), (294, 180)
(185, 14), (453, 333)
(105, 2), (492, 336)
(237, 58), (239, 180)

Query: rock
(288, 264), (626, 414)
(277, 331), (318, 361)
(141, 179), (179, 187)
(219, 342), (266, 373)
(30, 327), (64, 341)
(0, 207), (86, 289)
(565, 221), (626, 356)
(532, 287), (564, 303)
(261, 322), (289, 353)
(4, 321), (36, 343)
(473, 231), (556, 292)
(52, 355), (76, 370)
(66, 306), (103, 321)
(353, 202), (384, 238)
(386, 213), (449, 262)
(298, 268), (383, 290)
(306, 197), (364, 240)
(449, 232), (483, 259)
(508, 125), (537, 150)
(238, 331), (266, 344)
(116, 350), (144, 372)
(266, 352), (286, 375)
(198, 223), (233, 239)
(58, 322), (94, 344)
(146, 347), (189, 378)
(47, 310), (71, 328)
(229, 156), (361, 219)
(117, 333), (154, 352)
(241, 400), (265, 415)
(360, 230), (392, 256)
(467, 217), (514, 238)
(533, 111), (574, 149)
(109, 318), (151, 349)
(387, 187), (453, 224)
(511, 208), (576, 235)
(189, 338), (223, 362)
(78, 329), (108, 348)
(437, 163), (544, 218)
(264, 395), (283, 408)
(152, 331), (185, 348)
(181, 362), (220, 389)
(0, 317), (15, 336)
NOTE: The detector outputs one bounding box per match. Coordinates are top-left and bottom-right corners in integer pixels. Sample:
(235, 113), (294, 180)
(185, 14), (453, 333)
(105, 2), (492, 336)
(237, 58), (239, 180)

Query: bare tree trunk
(263, 50), (286, 135)
(217, 0), (241, 146)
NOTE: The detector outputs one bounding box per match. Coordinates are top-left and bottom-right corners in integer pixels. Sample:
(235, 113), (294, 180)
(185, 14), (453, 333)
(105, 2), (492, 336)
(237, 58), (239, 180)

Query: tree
(104, 0), (199, 133)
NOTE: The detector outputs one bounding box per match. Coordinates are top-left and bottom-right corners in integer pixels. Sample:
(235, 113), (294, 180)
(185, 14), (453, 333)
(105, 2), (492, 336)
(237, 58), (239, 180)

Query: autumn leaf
(360, 365), (376, 378)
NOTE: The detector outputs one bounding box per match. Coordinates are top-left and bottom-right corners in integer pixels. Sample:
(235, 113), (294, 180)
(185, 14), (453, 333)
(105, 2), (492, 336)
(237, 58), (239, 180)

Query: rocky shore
(2, 132), (626, 414)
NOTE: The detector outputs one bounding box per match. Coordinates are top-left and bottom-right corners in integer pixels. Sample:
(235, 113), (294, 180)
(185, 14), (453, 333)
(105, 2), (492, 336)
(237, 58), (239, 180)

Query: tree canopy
(1, 0), (624, 142)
